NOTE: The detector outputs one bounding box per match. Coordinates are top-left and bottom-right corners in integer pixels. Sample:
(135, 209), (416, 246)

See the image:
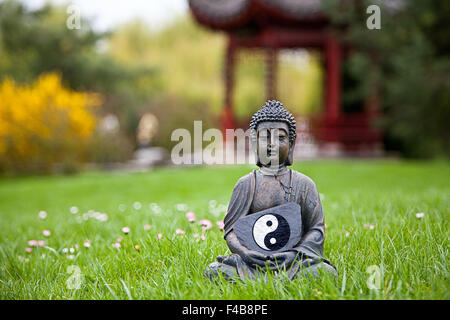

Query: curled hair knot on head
(249, 100), (297, 144)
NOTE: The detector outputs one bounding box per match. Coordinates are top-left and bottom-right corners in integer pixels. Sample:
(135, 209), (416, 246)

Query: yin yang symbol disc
(252, 213), (290, 251)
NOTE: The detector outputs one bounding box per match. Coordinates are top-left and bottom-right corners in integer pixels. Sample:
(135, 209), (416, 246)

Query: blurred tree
(323, 0), (450, 158)
(0, 73), (100, 173)
(108, 17), (324, 148)
(0, 0), (155, 164)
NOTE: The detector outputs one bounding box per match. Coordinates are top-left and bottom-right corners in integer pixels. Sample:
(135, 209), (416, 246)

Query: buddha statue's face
(256, 121), (290, 168)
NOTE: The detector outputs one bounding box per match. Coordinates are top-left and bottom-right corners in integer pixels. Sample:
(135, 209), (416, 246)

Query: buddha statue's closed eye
(204, 100), (337, 282)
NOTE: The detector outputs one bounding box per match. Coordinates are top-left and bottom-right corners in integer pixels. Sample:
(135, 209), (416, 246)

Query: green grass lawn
(0, 160), (448, 299)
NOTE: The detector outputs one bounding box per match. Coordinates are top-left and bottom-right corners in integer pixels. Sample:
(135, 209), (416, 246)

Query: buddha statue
(204, 100), (337, 282)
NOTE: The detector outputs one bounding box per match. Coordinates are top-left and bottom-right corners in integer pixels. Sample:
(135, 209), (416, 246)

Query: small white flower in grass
(157, 233), (163, 240)
(62, 248), (68, 253)
(216, 220), (224, 230)
(38, 211), (47, 219)
(67, 255), (74, 260)
(70, 206), (79, 214)
(364, 223), (375, 230)
(98, 213), (108, 222)
(209, 200), (217, 208)
(122, 227), (130, 234)
(69, 247), (75, 254)
(176, 203), (187, 211)
(150, 203), (162, 215)
(345, 231), (350, 237)
(199, 219), (212, 231)
(112, 242), (121, 248)
(83, 240), (91, 248)
(186, 211), (196, 223)
(118, 204), (126, 212)
(43, 230), (51, 237)
(175, 228), (185, 235)
(26, 248), (32, 253)
(415, 212), (425, 219)
(133, 202), (142, 210)
(144, 224), (151, 231)
(117, 237), (123, 242)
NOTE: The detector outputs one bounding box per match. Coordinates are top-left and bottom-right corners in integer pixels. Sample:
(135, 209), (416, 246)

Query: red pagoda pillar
(324, 35), (342, 142)
(222, 37), (236, 132)
(325, 36), (341, 119)
(266, 46), (278, 100)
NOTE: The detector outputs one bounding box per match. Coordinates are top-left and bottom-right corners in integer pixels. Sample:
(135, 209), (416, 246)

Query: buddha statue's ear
(285, 141), (294, 166)
(250, 128), (262, 167)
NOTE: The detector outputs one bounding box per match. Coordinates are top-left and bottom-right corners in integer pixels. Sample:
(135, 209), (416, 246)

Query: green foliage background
(323, 0), (450, 158)
(0, 0), (449, 164)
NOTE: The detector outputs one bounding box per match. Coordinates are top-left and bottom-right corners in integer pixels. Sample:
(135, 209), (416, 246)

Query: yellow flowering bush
(0, 73), (101, 173)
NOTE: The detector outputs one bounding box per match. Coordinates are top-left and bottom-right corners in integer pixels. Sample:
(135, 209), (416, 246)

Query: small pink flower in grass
(175, 228), (185, 235)
(38, 211), (47, 219)
(216, 220), (224, 230)
(186, 211), (196, 223)
(112, 242), (121, 248)
(199, 219), (212, 231)
(43, 230), (51, 237)
(28, 240), (46, 247)
(122, 227), (130, 234)
(201, 235), (206, 241)
(363, 223), (375, 230)
(116, 237), (123, 242)
(415, 212), (425, 219)
(193, 233), (199, 238)
(25, 247), (32, 253)
(157, 233), (163, 240)
(144, 224), (151, 231)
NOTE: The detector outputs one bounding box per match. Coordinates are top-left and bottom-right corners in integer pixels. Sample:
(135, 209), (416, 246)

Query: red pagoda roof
(188, 0), (406, 32)
(188, 0), (329, 31)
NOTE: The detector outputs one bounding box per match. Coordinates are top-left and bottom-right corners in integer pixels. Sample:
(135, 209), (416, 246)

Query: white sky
(21, 0), (189, 31)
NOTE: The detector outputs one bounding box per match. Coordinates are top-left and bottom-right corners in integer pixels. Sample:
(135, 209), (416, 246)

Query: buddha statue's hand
(240, 249), (270, 268)
(269, 251), (298, 268)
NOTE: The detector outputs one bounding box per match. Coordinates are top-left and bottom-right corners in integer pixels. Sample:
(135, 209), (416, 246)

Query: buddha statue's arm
(292, 178), (325, 260)
(226, 231), (270, 267)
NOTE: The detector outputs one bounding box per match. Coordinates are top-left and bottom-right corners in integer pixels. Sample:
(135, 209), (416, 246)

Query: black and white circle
(252, 214), (290, 251)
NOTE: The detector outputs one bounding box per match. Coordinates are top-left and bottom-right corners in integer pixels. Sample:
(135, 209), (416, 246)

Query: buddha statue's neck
(259, 166), (288, 177)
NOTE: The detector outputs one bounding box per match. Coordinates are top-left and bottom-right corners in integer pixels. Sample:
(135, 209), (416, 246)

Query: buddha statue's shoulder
(231, 171), (255, 191)
(290, 169), (318, 192)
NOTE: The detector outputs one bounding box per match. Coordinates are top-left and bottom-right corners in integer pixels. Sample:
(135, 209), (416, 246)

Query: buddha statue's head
(250, 100), (296, 169)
